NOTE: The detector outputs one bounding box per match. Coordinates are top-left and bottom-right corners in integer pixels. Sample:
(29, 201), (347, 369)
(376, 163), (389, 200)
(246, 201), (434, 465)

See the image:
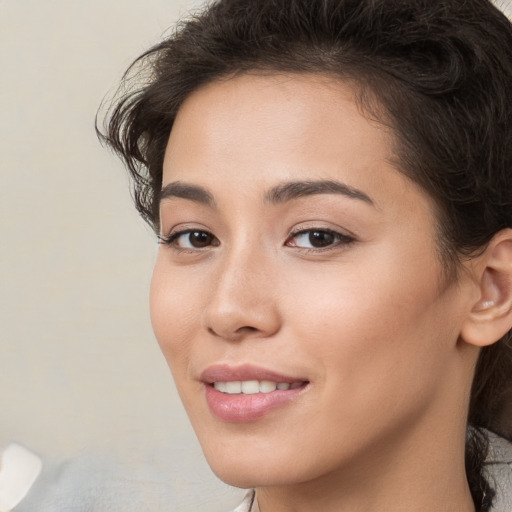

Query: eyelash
(286, 228), (356, 251)
(158, 227), (356, 253)
(157, 230), (220, 252)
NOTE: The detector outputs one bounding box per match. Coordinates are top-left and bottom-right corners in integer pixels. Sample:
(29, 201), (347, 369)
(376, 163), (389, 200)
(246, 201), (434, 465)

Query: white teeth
(241, 380), (260, 394)
(225, 381), (242, 394)
(259, 380), (277, 393)
(214, 381), (227, 392)
(213, 380), (303, 394)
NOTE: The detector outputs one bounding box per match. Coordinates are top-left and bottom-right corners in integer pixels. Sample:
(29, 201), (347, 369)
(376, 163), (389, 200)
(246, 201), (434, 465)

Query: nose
(201, 246), (281, 342)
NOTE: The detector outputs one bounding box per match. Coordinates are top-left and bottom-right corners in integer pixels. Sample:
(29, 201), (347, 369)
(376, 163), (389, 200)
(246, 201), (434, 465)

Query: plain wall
(0, 1), (241, 510)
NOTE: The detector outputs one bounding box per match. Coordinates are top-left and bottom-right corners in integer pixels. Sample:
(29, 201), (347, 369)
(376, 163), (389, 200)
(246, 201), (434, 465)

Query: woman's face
(150, 74), (476, 488)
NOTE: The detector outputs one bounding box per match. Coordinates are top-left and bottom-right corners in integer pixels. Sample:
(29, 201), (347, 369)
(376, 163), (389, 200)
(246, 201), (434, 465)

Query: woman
(99, 0), (512, 510)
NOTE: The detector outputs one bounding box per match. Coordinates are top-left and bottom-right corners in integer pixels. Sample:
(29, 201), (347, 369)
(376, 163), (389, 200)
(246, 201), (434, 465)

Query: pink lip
(200, 363), (306, 384)
(201, 364), (309, 423)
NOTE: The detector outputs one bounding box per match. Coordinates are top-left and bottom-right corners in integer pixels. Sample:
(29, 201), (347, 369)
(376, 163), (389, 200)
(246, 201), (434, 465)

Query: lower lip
(204, 384), (307, 423)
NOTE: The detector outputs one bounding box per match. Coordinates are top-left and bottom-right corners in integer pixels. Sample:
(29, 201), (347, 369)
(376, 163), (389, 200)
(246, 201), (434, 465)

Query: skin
(150, 73), (483, 511)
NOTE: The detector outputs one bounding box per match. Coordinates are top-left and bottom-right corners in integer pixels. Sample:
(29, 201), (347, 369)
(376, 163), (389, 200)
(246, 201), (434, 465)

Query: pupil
(191, 231), (212, 247)
(309, 231), (334, 247)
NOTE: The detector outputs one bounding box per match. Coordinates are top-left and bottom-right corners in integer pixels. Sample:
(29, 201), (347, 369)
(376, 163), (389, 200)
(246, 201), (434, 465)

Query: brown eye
(287, 229), (355, 250)
(159, 230), (219, 249)
(188, 231), (215, 248)
(307, 231), (336, 247)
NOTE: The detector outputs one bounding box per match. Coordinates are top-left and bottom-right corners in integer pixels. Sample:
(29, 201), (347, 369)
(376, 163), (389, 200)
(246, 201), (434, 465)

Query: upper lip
(200, 364), (307, 384)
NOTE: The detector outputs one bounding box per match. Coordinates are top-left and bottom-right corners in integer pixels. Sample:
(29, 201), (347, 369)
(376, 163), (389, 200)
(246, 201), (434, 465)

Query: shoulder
(485, 431), (512, 512)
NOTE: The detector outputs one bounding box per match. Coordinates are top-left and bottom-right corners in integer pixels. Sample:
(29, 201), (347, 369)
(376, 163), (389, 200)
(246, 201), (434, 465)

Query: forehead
(162, 72), (427, 214)
(169, 73), (389, 149)
(166, 75), (386, 176)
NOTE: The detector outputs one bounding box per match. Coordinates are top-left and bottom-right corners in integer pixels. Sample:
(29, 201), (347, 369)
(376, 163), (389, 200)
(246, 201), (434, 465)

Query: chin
(208, 459), (297, 489)
(199, 435), (333, 489)
(200, 442), (274, 487)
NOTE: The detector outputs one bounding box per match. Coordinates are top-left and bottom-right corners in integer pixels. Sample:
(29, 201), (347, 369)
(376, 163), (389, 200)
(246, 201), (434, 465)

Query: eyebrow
(265, 180), (374, 206)
(159, 179), (374, 208)
(160, 181), (216, 207)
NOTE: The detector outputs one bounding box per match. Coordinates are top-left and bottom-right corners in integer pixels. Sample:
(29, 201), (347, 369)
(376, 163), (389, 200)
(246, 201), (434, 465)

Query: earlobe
(460, 229), (512, 348)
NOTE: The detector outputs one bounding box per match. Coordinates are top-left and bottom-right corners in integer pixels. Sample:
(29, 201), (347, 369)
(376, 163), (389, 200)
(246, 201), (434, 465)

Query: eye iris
(309, 230), (335, 247)
(190, 231), (213, 247)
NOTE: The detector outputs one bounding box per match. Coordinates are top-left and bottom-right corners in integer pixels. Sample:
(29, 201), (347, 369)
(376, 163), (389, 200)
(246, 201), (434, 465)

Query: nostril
(207, 324), (260, 340)
(203, 298), (281, 340)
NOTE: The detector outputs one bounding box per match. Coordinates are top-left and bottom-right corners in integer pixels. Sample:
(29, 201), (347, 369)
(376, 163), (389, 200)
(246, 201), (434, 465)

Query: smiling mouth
(201, 364), (310, 421)
(212, 380), (306, 394)
(205, 379), (309, 422)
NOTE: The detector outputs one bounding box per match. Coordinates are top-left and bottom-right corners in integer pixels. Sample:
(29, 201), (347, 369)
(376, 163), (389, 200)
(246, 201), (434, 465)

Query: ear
(460, 229), (512, 347)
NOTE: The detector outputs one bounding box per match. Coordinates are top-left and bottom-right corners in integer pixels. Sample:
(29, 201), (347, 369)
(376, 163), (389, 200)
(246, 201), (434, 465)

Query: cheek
(284, 252), (454, 409)
(149, 257), (200, 378)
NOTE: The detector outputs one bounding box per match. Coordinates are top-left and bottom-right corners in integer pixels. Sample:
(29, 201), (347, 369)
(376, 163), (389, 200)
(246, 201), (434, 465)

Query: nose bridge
(222, 238), (267, 292)
(203, 235), (280, 340)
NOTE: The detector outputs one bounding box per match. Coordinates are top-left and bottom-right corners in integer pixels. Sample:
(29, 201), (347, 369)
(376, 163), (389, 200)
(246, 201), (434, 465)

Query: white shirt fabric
(232, 490), (257, 512)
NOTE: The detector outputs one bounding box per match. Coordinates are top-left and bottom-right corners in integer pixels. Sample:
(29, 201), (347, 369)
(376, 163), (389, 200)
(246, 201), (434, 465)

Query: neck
(255, 420), (476, 512)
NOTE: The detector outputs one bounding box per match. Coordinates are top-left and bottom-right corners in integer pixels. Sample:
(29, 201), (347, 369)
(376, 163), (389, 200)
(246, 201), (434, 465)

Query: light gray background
(0, 0), (242, 510)
(1, 0), (511, 510)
